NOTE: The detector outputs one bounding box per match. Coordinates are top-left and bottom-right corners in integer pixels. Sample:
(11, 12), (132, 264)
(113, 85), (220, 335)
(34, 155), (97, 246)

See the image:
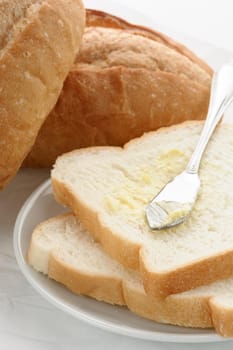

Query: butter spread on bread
(52, 121), (233, 298)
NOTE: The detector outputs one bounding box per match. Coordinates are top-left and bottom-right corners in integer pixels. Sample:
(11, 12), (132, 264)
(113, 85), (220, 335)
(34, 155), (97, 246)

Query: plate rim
(13, 178), (229, 343)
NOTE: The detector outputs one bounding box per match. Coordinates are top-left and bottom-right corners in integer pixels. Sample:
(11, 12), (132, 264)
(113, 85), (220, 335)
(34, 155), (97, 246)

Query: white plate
(14, 179), (229, 343)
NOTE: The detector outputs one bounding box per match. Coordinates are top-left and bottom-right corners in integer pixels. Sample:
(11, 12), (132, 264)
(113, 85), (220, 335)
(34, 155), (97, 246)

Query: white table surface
(2, 0), (233, 349)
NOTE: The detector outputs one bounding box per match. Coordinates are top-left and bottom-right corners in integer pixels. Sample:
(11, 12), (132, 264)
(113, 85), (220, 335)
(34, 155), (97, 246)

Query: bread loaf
(28, 213), (233, 337)
(0, 0), (85, 189)
(51, 121), (233, 298)
(24, 9), (212, 167)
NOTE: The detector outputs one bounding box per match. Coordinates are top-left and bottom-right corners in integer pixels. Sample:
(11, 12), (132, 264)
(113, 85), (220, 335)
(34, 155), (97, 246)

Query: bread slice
(28, 213), (233, 337)
(0, 0), (85, 189)
(52, 121), (233, 298)
(23, 9), (212, 167)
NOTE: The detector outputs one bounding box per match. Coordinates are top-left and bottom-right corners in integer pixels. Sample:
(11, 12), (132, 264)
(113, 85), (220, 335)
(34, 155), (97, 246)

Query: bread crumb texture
(52, 122), (233, 272)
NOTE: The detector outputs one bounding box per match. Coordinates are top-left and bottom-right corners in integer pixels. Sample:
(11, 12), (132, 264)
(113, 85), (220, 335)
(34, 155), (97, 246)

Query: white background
(2, 0), (233, 349)
(114, 0), (233, 52)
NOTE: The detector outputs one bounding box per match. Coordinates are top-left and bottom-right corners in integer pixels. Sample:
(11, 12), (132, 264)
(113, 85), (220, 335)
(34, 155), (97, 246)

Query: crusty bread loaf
(0, 0), (85, 189)
(24, 9), (212, 167)
(52, 121), (233, 298)
(28, 213), (233, 337)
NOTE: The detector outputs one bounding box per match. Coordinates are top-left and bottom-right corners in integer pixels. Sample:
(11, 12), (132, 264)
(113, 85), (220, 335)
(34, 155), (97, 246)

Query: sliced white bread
(28, 213), (233, 337)
(51, 121), (233, 298)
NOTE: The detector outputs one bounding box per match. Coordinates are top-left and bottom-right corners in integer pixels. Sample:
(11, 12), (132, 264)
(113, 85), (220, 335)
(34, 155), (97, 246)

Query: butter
(104, 148), (188, 219)
(157, 201), (192, 227)
(158, 149), (185, 160)
(105, 196), (120, 213)
(141, 173), (152, 185)
(118, 193), (136, 209)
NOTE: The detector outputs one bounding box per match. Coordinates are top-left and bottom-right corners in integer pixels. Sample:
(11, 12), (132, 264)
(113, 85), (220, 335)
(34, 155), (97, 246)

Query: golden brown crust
(84, 10), (212, 75)
(49, 253), (125, 305)
(123, 284), (214, 329)
(48, 246), (215, 330)
(24, 9), (212, 167)
(210, 298), (233, 337)
(141, 249), (233, 298)
(0, 0), (85, 189)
